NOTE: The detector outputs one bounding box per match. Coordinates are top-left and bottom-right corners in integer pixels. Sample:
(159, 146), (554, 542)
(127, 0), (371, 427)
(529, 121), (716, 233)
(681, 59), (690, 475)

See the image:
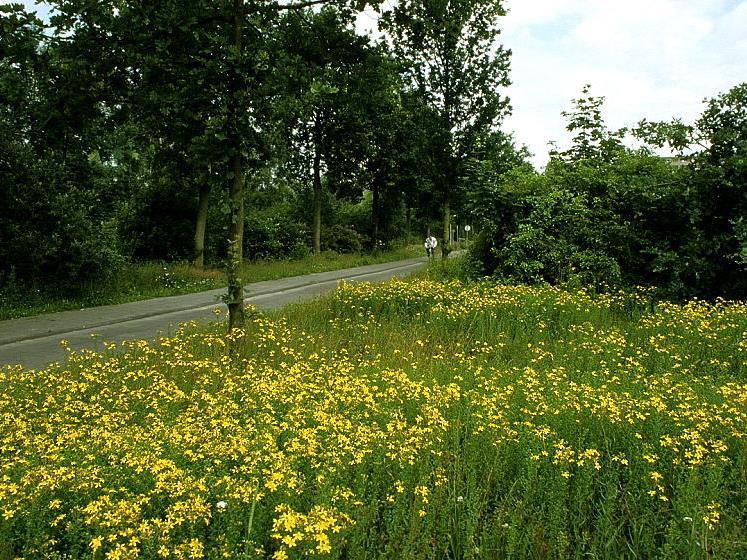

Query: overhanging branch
(258, 0), (332, 12)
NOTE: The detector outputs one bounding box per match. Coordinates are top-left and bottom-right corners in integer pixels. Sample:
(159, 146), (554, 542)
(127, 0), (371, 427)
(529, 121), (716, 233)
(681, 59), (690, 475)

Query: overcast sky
(359, 0), (747, 167)
(499, 0), (747, 166)
(12, 0), (747, 167)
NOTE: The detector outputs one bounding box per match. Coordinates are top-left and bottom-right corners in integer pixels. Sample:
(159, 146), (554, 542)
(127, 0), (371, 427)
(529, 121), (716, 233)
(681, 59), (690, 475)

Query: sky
(497, 0), (747, 166)
(11, 0), (747, 168)
(358, 0), (747, 167)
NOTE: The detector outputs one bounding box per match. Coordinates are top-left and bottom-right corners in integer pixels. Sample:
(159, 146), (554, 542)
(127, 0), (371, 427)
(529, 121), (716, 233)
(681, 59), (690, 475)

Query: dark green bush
(322, 224), (366, 253)
(0, 136), (125, 293)
(243, 214), (311, 261)
(120, 178), (196, 262)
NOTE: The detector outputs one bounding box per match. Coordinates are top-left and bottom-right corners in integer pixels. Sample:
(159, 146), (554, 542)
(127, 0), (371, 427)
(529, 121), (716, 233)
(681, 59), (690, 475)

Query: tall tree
(1, 4), (127, 290)
(551, 84), (626, 164)
(381, 0), (511, 255)
(273, 7), (373, 255)
(48, 0), (384, 329)
(354, 46), (407, 247)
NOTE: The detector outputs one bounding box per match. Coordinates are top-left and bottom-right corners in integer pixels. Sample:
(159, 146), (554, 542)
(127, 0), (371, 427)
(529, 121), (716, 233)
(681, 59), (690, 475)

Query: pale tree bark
(227, 0), (245, 331)
(312, 117), (323, 255)
(193, 183), (210, 268)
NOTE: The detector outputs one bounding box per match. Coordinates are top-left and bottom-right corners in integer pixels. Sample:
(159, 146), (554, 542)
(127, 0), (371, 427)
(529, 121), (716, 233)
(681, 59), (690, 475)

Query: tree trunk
(443, 48), (453, 260)
(312, 143), (322, 256)
(227, 0), (245, 331)
(193, 183), (210, 268)
(405, 203), (411, 242)
(372, 179), (380, 249)
(227, 151), (245, 331)
(442, 197), (450, 259)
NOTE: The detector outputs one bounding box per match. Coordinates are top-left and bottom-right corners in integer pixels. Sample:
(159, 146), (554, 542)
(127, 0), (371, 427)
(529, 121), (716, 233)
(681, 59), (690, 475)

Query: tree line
(2, 0), (745, 328)
(1, 0), (517, 328)
(467, 83), (747, 300)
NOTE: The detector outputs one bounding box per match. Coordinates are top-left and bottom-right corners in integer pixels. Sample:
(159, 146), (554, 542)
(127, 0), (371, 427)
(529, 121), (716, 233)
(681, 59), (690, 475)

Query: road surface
(0, 257), (428, 370)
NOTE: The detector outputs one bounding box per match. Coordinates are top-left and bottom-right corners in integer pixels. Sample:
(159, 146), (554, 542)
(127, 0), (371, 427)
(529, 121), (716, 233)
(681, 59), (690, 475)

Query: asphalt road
(0, 257), (428, 370)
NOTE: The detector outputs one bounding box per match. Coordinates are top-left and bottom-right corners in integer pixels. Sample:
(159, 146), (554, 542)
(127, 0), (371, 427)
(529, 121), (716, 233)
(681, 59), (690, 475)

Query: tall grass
(1, 275), (745, 558)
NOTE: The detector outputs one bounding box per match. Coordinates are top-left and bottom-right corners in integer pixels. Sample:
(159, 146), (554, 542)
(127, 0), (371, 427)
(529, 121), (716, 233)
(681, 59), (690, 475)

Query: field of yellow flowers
(1, 278), (746, 559)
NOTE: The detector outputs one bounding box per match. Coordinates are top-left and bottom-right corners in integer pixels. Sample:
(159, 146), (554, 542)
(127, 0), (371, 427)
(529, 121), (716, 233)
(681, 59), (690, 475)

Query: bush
(120, 178), (196, 262)
(468, 152), (693, 296)
(467, 84), (747, 300)
(243, 214), (311, 261)
(322, 224), (366, 254)
(0, 137), (125, 293)
(464, 231), (499, 277)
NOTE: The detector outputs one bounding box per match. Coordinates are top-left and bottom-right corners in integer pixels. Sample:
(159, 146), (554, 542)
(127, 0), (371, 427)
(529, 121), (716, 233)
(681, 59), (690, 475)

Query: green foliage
(381, 0), (512, 243)
(243, 214), (311, 261)
(0, 5), (126, 292)
(476, 151), (690, 295)
(553, 84), (626, 162)
(322, 224), (365, 253)
(270, 7), (396, 254)
(627, 83), (747, 298)
(468, 83), (747, 300)
(120, 176), (199, 262)
(499, 188), (623, 288)
(687, 83), (747, 297)
(2, 0), (421, 300)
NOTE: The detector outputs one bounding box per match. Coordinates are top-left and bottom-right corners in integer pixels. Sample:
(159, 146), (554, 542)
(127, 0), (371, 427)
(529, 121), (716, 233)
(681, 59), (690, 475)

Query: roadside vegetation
(2, 268), (745, 558)
(3, 3), (744, 330)
(2, 1), (746, 559)
(0, 245), (421, 320)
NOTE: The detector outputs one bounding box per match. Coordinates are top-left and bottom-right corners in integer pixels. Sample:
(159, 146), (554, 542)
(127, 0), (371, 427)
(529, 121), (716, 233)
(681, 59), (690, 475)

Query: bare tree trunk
(405, 203), (411, 242)
(312, 144), (322, 256)
(372, 179), (381, 249)
(193, 183), (210, 268)
(227, 0), (245, 331)
(442, 197), (450, 259)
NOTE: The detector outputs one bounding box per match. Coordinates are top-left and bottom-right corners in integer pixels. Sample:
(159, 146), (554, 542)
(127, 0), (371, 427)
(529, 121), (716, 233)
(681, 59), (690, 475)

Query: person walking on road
(424, 234), (438, 261)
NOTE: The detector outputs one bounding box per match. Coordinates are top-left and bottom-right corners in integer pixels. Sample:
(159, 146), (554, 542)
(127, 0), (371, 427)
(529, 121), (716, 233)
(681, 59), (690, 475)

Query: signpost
(464, 225), (471, 244)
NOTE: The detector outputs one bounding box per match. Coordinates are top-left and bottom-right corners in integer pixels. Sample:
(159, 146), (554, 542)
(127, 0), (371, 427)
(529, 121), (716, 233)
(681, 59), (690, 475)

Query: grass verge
(0, 245), (422, 320)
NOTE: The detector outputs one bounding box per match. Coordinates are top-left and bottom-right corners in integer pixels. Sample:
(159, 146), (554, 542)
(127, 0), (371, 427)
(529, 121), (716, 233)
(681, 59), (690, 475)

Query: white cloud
(503, 0), (583, 29)
(502, 0), (747, 167)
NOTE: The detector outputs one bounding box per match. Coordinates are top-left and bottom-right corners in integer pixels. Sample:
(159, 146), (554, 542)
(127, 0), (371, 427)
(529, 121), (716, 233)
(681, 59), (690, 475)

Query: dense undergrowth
(1, 273), (746, 559)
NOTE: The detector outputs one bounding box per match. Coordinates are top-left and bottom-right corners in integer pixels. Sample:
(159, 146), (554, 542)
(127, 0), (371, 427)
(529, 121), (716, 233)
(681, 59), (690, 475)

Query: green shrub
(322, 224), (366, 254)
(119, 177), (196, 262)
(242, 213), (311, 261)
(0, 138), (126, 293)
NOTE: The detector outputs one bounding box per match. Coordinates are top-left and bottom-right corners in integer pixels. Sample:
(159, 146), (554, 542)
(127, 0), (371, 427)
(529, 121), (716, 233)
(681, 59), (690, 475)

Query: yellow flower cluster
(0, 313), (460, 557)
(271, 504), (349, 556)
(1, 279), (745, 557)
(703, 502), (721, 531)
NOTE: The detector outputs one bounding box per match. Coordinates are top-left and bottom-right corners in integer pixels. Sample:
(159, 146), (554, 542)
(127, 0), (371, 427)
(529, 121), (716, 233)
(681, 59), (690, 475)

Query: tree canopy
(2, 0), (746, 321)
